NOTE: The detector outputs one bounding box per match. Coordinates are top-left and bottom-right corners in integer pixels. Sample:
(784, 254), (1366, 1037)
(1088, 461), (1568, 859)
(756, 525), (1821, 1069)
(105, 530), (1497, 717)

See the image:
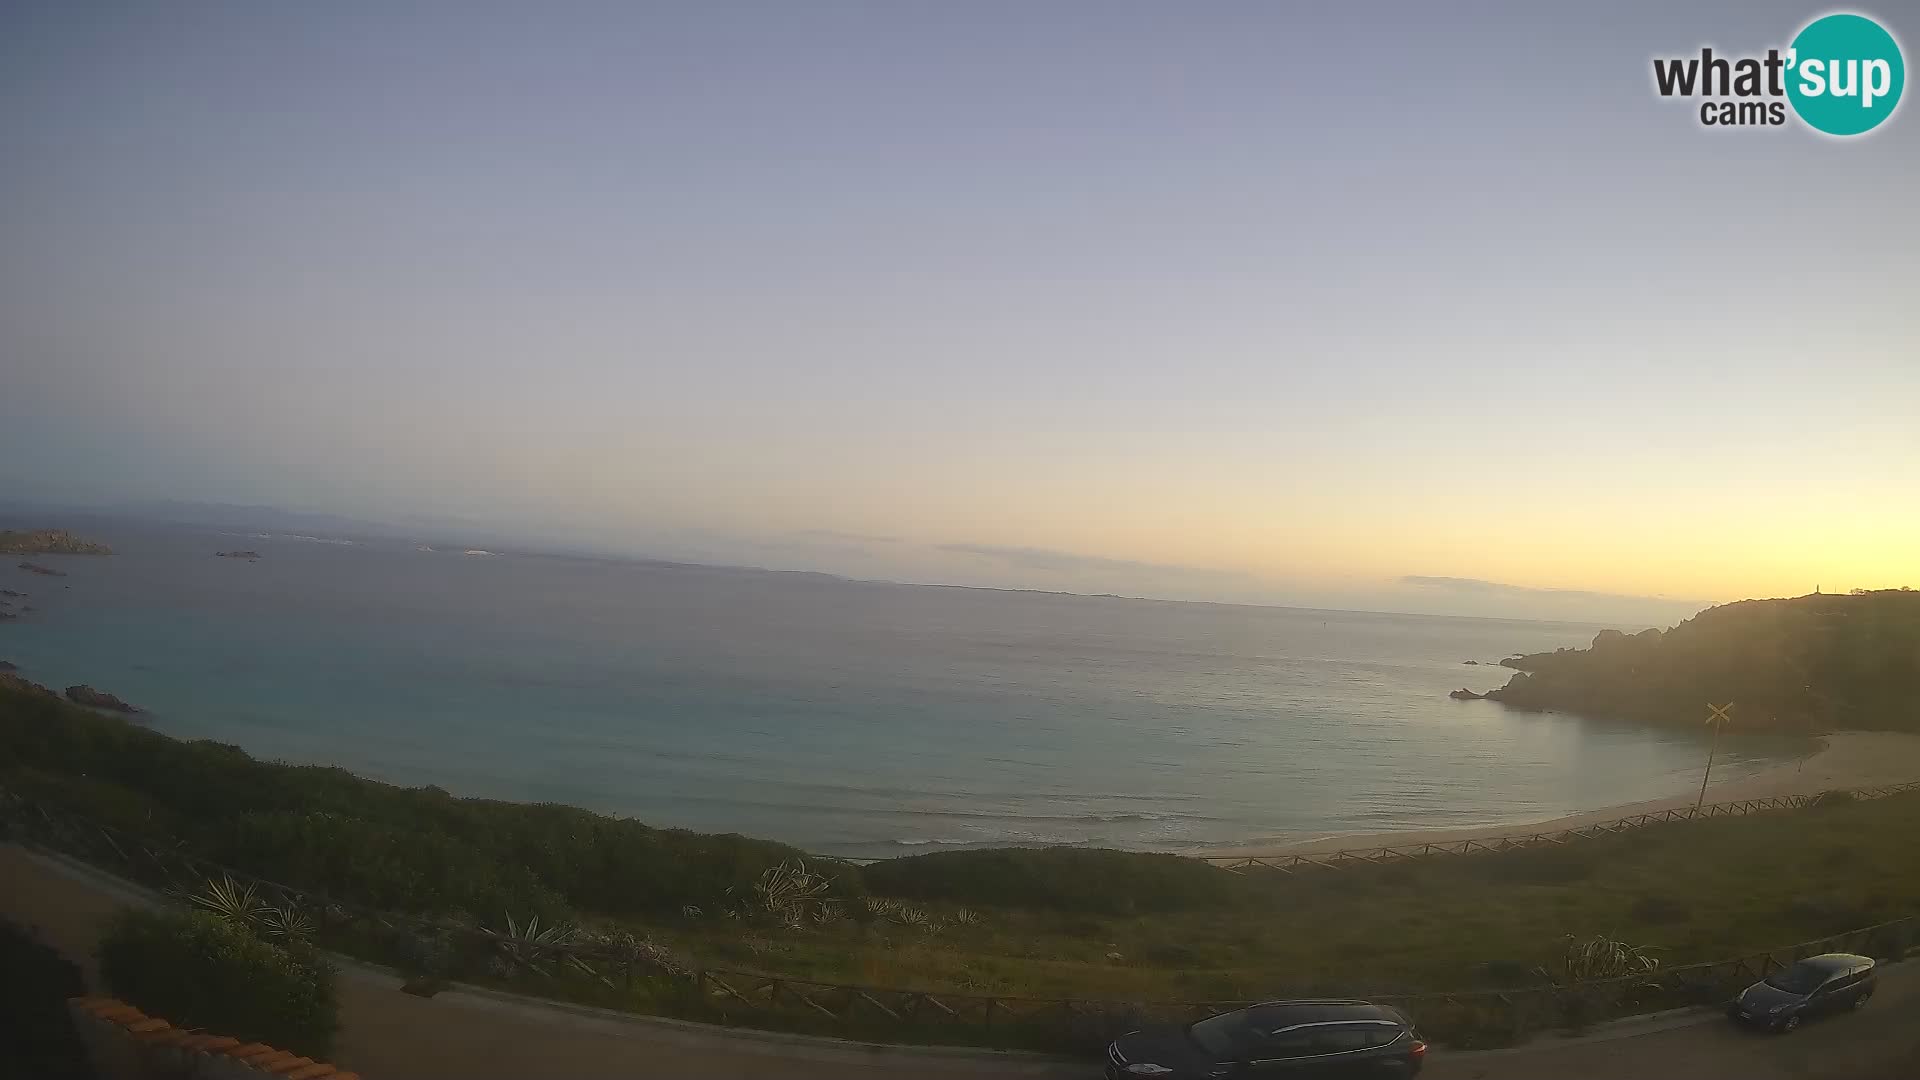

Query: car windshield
(1763, 963), (1827, 995)
(1188, 1012), (1254, 1058)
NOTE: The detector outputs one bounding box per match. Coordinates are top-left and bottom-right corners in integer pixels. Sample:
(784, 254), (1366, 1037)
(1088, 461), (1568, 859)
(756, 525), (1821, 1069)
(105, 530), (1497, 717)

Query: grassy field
(4, 680), (1918, 1043)
(652, 797), (1920, 1001)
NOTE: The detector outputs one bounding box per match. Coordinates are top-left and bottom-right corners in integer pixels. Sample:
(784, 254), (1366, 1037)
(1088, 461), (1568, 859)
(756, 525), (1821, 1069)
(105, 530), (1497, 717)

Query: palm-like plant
(186, 873), (266, 925)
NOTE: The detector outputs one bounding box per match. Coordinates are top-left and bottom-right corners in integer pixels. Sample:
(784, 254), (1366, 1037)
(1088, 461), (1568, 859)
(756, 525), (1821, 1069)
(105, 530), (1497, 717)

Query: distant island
(1468, 589), (1920, 733)
(0, 529), (112, 556)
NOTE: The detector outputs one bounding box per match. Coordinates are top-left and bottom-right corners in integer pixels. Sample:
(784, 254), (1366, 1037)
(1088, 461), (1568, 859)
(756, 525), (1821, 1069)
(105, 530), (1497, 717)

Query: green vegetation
(4, 681), (1918, 1051)
(99, 908), (338, 1057)
(1489, 589), (1920, 732)
(863, 846), (1244, 915)
(679, 802), (1919, 1002)
(0, 528), (113, 556)
(0, 683), (852, 922)
(0, 917), (91, 1080)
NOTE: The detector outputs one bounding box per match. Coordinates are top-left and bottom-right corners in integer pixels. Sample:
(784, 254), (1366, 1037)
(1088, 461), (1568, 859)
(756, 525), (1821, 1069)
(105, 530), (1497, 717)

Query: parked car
(1105, 999), (1426, 1079)
(1728, 953), (1877, 1033)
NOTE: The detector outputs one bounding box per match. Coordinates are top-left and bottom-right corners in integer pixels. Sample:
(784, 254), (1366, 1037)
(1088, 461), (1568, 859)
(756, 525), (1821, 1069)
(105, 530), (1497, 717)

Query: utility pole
(1696, 702), (1733, 813)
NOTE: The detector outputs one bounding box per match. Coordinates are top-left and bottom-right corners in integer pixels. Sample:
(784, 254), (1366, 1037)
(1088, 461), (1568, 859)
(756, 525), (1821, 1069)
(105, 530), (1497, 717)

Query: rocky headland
(1465, 589), (1920, 733)
(64, 685), (142, 714)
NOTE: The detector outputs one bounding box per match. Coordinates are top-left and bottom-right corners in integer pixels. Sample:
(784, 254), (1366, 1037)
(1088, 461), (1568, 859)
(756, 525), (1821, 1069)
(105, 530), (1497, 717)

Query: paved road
(5, 845), (1915, 1079)
(1422, 962), (1920, 1080)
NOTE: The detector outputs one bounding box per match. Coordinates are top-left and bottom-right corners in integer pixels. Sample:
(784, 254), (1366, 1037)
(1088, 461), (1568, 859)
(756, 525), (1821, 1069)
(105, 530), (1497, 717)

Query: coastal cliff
(0, 529), (113, 556)
(1480, 589), (1920, 734)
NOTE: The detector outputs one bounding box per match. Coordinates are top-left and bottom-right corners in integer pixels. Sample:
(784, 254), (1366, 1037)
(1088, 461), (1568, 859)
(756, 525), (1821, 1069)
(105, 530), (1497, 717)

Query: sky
(1, 1), (1915, 624)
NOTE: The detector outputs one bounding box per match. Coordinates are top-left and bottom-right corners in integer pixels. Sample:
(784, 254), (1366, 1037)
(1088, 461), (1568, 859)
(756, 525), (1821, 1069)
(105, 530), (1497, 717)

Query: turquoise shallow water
(0, 519), (1807, 858)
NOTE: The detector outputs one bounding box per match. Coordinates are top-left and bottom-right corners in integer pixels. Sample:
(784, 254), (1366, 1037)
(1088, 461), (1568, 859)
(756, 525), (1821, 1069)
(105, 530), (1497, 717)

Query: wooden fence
(4, 786), (1914, 1053)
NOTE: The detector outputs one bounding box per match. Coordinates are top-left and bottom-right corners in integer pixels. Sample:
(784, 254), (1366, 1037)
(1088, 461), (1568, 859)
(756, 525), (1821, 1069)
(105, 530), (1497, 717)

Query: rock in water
(17, 562), (68, 577)
(64, 685), (142, 713)
(1448, 688), (1486, 700)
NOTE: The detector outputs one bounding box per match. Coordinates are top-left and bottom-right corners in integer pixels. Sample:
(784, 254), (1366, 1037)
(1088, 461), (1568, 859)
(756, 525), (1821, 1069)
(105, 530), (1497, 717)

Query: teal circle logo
(1786, 13), (1905, 135)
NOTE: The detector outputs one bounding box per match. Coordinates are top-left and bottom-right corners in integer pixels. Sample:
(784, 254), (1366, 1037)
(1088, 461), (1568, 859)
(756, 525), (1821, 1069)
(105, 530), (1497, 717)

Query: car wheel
(1851, 991), (1872, 1011)
(1779, 1014), (1801, 1033)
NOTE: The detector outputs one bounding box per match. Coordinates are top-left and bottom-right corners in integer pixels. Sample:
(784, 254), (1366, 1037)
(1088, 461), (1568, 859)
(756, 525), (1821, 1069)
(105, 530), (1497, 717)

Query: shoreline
(1190, 730), (1920, 859)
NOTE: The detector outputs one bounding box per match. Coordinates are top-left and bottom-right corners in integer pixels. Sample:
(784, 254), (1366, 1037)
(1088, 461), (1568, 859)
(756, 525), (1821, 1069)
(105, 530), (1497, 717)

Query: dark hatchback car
(1105, 1000), (1426, 1079)
(1728, 953), (1877, 1032)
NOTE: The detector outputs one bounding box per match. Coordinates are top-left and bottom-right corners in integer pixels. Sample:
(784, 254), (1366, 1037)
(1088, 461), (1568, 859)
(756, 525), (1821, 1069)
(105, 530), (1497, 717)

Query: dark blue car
(1105, 1000), (1425, 1079)
(1728, 953), (1877, 1033)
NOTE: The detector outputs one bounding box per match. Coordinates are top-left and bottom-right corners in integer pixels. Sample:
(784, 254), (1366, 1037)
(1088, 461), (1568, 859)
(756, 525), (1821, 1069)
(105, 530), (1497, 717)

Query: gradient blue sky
(2, 2), (1915, 622)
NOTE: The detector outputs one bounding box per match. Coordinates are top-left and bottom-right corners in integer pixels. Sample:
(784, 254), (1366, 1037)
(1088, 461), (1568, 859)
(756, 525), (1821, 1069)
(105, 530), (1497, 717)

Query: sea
(0, 519), (1808, 860)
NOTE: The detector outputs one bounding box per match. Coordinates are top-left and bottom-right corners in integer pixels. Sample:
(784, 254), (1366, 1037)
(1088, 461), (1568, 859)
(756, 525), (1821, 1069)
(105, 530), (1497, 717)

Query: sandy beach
(1194, 730), (1920, 859)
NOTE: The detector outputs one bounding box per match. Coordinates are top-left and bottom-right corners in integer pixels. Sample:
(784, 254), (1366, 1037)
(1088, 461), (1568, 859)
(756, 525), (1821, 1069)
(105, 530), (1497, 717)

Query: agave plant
(187, 874), (267, 926)
(753, 860), (842, 929)
(488, 912), (598, 981)
(889, 903), (932, 928)
(1555, 934), (1661, 982)
(256, 901), (317, 944)
(183, 874), (318, 944)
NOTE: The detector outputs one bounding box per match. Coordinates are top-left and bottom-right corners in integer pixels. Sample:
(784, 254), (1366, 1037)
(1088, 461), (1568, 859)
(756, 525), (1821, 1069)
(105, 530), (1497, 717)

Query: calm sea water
(0, 520), (1804, 858)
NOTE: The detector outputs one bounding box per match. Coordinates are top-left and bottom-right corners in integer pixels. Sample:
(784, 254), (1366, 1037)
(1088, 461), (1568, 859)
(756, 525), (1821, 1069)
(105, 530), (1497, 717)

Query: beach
(1195, 730), (1920, 858)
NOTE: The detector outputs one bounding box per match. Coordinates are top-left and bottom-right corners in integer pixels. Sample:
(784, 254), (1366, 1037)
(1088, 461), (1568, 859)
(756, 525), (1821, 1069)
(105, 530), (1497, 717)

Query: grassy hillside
(0, 679), (853, 921)
(1489, 589), (1920, 733)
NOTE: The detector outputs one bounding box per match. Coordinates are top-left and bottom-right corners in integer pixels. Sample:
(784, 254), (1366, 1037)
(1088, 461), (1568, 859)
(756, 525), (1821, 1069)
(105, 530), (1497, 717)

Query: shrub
(0, 689), (845, 920)
(0, 917), (90, 1080)
(1554, 934), (1660, 981)
(98, 908), (337, 1057)
(205, 809), (568, 919)
(741, 860), (844, 927)
(863, 847), (1248, 914)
